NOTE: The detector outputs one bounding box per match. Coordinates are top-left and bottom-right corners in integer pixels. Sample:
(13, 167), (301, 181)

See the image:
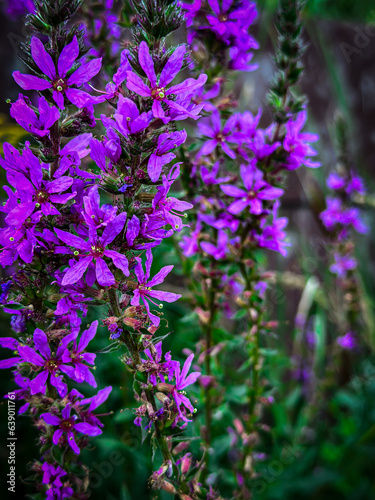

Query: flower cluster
(183, 0), (259, 72)
(177, 0), (321, 495)
(180, 105), (319, 268)
(320, 171), (367, 278)
(0, 0), (203, 497)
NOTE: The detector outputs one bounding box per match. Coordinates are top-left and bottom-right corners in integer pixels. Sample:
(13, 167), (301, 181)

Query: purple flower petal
(67, 431), (80, 454)
(101, 212), (127, 245)
(41, 413), (61, 426)
(52, 429), (63, 445)
(220, 185), (246, 198)
(55, 228), (90, 251)
(147, 265), (174, 287)
(167, 74), (207, 96)
(138, 42), (157, 87)
(5, 202), (35, 227)
(52, 90), (65, 109)
(74, 422), (102, 436)
(78, 321), (98, 352)
(147, 153), (164, 182)
(126, 72), (151, 96)
(159, 45), (185, 87)
(31, 37), (55, 80)
(152, 100), (168, 123)
(29, 370), (48, 394)
(65, 88), (102, 108)
(68, 57), (102, 86)
(13, 71), (51, 91)
(61, 256), (93, 285)
(58, 36), (79, 77)
(33, 328), (50, 359)
(228, 198), (249, 215)
(18, 345), (44, 366)
(95, 258), (115, 286)
(105, 250), (129, 276)
(148, 290), (181, 303)
(0, 357), (22, 369)
(79, 386), (112, 411)
(45, 176), (73, 194)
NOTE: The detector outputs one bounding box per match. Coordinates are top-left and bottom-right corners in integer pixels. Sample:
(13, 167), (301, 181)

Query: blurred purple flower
(221, 163), (283, 215)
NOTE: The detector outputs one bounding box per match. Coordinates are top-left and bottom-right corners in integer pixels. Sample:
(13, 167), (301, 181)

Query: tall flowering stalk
(0, 0), (208, 497)
(319, 116), (368, 382)
(178, 0), (320, 495)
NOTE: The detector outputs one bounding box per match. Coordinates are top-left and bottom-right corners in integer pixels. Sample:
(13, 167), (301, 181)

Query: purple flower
(245, 129), (280, 160)
(10, 95), (60, 137)
(201, 230), (229, 260)
(346, 174), (366, 195)
(13, 36), (102, 109)
(82, 185), (118, 229)
(55, 212), (129, 286)
(257, 201), (289, 256)
(113, 95), (152, 136)
(59, 321), (98, 387)
(180, 220), (202, 257)
(337, 331), (357, 350)
(327, 172), (346, 191)
(4, 155), (76, 227)
(182, 0), (202, 27)
(200, 161), (231, 185)
(206, 0), (256, 39)
(126, 42), (207, 123)
(147, 130), (187, 182)
(3, 0), (35, 19)
(41, 462), (74, 500)
(220, 163), (283, 215)
(131, 248), (181, 326)
(151, 165), (193, 231)
(41, 404), (102, 454)
(142, 341), (178, 386)
(102, 50), (132, 99)
(41, 462), (68, 488)
(172, 353), (200, 427)
(192, 81), (221, 112)
(75, 386), (112, 428)
(197, 110), (239, 159)
(0, 328), (67, 396)
(320, 197), (368, 234)
(0, 217), (43, 266)
(330, 253), (357, 278)
(283, 111), (320, 170)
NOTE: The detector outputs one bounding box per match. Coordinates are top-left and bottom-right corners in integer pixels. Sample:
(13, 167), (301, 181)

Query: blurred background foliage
(1, 0), (375, 499)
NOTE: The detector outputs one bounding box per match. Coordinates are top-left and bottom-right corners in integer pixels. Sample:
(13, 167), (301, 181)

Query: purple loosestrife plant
(176, 0), (320, 495)
(318, 116), (368, 380)
(0, 0), (207, 498)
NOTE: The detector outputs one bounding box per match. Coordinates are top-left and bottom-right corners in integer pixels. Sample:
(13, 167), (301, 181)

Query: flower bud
(180, 453), (192, 475)
(156, 383), (174, 394)
(155, 392), (170, 404)
(123, 306), (138, 317)
(172, 441), (190, 456)
(160, 481), (176, 494)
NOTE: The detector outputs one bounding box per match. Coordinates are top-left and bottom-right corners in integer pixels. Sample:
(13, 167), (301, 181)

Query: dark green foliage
(267, 0), (307, 123)
(27, 0), (84, 32)
(128, 0), (185, 43)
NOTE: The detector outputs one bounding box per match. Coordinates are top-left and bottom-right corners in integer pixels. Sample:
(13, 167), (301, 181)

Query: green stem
(108, 288), (173, 463)
(203, 272), (216, 450)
